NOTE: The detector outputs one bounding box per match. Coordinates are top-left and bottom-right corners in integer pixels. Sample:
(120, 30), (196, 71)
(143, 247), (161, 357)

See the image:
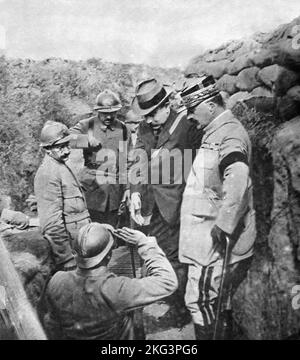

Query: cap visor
(54, 134), (74, 145)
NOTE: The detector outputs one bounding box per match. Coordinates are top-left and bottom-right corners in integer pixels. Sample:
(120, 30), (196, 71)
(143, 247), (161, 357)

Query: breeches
(185, 257), (252, 326)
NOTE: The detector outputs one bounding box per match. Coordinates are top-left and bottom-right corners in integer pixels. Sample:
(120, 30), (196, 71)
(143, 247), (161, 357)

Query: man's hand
(114, 227), (147, 246)
(26, 194), (37, 212)
(211, 225), (230, 256)
(130, 192), (145, 226)
(88, 134), (101, 148)
(122, 189), (131, 207)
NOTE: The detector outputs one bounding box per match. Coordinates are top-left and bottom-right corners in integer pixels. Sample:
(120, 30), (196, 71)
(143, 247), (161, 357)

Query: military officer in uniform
(44, 223), (178, 340)
(34, 121), (91, 270)
(70, 90), (132, 227)
(179, 76), (256, 339)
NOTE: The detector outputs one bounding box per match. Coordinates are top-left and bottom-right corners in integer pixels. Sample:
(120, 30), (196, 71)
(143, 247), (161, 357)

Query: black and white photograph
(0, 0), (300, 343)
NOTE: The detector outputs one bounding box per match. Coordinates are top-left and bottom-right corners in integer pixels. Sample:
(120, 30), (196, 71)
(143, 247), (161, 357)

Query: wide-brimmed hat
(132, 78), (173, 116)
(181, 75), (220, 109)
(75, 223), (115, 269)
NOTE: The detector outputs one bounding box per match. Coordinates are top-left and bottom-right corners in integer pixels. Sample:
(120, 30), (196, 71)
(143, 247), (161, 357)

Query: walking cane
(213, 235), (231, 340)
(129, 217), (137, 278)
(128, 214), (144, 339)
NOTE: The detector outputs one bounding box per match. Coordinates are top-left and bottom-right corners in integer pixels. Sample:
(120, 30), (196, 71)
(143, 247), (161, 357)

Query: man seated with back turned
(44, 223), (178, 340)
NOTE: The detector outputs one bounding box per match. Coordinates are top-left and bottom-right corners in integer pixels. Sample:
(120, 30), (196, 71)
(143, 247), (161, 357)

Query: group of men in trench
(33, 74), (256, 340)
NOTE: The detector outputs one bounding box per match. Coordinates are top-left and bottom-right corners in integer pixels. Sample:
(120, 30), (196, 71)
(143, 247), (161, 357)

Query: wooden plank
(0, 234), (47, 340)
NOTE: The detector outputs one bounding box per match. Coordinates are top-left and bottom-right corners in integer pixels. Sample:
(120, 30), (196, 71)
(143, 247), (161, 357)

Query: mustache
(61, 152), (70, 159)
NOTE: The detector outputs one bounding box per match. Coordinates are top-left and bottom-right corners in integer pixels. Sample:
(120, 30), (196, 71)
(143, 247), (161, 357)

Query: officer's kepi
(180, 75), (220, 109)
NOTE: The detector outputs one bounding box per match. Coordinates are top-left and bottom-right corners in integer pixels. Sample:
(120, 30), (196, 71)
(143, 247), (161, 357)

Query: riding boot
(222, 310), (233, 340)
(213, 310), (233, 339)
(194, 324), (213, 340)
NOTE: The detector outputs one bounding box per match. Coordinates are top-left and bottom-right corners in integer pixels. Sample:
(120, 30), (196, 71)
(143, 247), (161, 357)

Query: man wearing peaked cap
(34, 121), (91, 270)
(44, 223), (178, 340)
(130, 78), (202, 327)
(70, 90), (132, 228)
(179, 75), (256, 339)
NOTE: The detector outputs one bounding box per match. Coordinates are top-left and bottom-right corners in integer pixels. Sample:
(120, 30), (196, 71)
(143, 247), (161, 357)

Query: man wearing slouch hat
(130, 78), (201, 327)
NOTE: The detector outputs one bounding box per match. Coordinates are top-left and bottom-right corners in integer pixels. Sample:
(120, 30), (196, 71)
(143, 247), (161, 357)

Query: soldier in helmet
(70, 90), (132, 227)
(34, 121), (91, 270)
(44, 223), (178, 340)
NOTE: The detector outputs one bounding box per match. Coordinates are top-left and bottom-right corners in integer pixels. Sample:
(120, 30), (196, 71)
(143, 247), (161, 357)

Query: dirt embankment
(0, 57), (182, 210)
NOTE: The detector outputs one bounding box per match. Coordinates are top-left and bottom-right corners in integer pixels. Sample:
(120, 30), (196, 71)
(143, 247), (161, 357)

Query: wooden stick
(0, 234), (47, 340)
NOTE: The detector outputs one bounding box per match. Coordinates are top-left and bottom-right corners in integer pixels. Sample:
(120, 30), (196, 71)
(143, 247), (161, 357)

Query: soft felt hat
(132, 78), (173, 116)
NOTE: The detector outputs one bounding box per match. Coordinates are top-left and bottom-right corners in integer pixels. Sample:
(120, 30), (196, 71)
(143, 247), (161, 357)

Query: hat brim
(132, 87), (173, 116)
(54, 134), (74, 145)
(94, 105), (122, 113)
(76, 236), (114, 269)
(40, 134), (74, 147)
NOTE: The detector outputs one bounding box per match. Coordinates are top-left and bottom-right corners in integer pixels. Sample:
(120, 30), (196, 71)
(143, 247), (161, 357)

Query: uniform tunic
(44, 237), (178, 340)
(179, 109), (256, 327)
(179, 110), (256, 267)
(34, 154), (90, 266)
(70, 116), (131, 220)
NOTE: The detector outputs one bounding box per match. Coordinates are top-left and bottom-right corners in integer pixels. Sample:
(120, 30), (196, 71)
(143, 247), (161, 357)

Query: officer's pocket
(202, 148), (218, 169)
(78, 168), (97, 192)
(183, 192), (220, 219)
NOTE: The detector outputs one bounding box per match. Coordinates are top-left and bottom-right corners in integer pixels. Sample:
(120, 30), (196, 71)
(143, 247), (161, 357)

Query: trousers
(185, 257), (252, 327)
(149, 205), (187, 308)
